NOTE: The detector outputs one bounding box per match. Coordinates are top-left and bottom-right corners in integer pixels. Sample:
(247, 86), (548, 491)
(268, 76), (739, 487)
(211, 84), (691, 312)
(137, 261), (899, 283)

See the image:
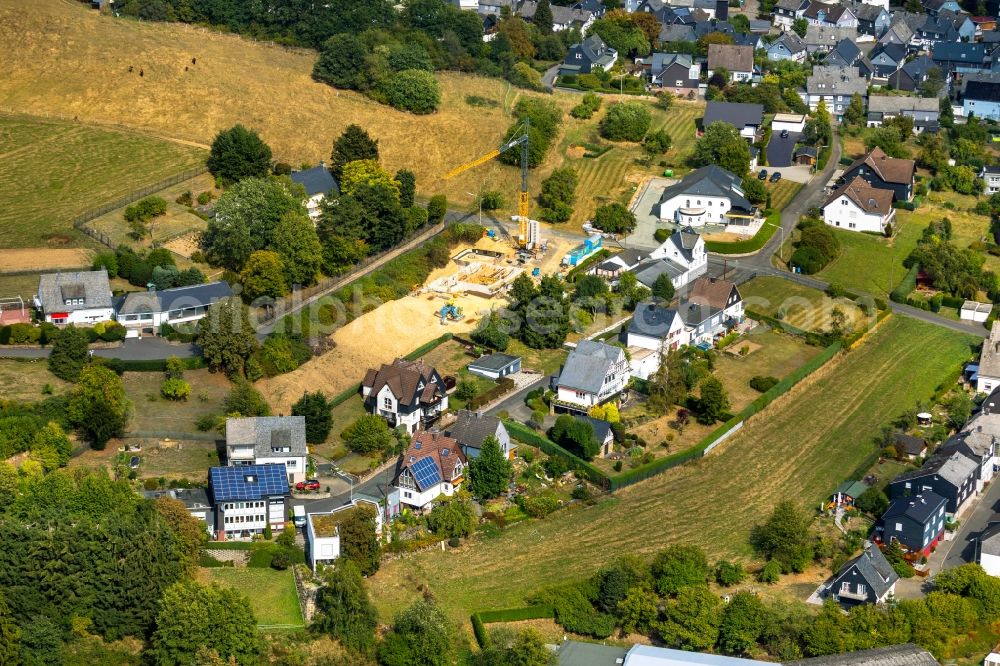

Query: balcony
(228, 446), (255, 461)
(836, 588), (869, 602)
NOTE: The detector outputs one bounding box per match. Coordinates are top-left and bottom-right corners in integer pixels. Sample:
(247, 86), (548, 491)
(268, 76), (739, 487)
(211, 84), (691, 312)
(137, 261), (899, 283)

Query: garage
(771, 113), (806, 134)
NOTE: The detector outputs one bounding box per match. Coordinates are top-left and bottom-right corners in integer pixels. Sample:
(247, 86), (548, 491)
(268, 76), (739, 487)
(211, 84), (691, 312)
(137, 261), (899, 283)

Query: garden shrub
(749, 376), (779, 393)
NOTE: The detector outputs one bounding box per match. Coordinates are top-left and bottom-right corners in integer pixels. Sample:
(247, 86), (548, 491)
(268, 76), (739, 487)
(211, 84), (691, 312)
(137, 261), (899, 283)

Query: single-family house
(361, 358), (449, 433)
(687, 275), (743, 324)
(941, 427), (998, 491)
(225, 416), (309, 484)
(573, 0), (607, 18)
(648, 227), (708, 280)
(772, 113), (807, 134)
(877, 19), (917, 49)
(913, 14), (966, 48)
(34, 270), (114, 326)
(977, 321), (1000, 394)
(115, 281), (234, 332)
(801, 1), (859, 29)
(678, 302), (728, 346)
(932, 42), (991, 75)
(395, 431), (466, 510)
(306, 498), (384, 571)
(626, 301), (690, 377)
(695, 19), (735, 39)
(866, 96), (940, 133)
(979, 521), (1000, 577)
(591, 248), (648, 283)
(656, 165), (758, 228)
(478, 0), (517, 14)
(467, 353), (521, 380)
(801, 66), (869, 120)
(445, 409), (516, 459)
(766, 32), (809, 62)
(559, 35), (618, 76)
(981, 165), (1000, 194)
(731, 32), (764, 49)
(555, 340), (630, 412)
(961, 299), (994, 321)
(877, 491), (948, 555)
(702, 101), (765, 140)
(707, 44), (755, 82)
(888, 451), (979, 516)
(895, 433), (929, 459)
(647, 53), (701, 98)
(823, 39), (874, 79)
(850, 3), (892, 36)
(518, 1), (594, 32)
(829, 543), (899, 606)
(869, 43), (907, 78)
(773, 0), (808, 27)
(922, 0), (963, 17)
(290, 164), (338, 221)
(822, 176), (896, 233)
(964, 79), (1000, 120)
(209, 464), (289, 541)
(887, 55), (938, 93)
(840, 147), (916, 201)
(659, 23), (697, 43)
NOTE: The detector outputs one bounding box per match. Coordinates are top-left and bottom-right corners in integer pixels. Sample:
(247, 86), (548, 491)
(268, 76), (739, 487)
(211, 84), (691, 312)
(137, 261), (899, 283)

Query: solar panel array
(210, 464), (289, 502)
(411, 457), (441, 490)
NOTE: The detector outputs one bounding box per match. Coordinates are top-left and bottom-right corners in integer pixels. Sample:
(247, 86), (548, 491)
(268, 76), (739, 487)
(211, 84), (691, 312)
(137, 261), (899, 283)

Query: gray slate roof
(805, 66), (869, 96)
(629, 301), (680, 339)
(867, 96), (940, 114)
(658, 165), (753, 213)
(117, 281), (233, 315)
(659, 24), (697, 42)
(633, 258), (686, 288)
(703, 101), (764, 129)
(556, 639), (627, 665)
(446, 410), (505, 451)
(979, 520), (1000, 557)
(226, 416), (308, 458)
(468, 353), (520, 372)
(558, 340), (624, 395)
(37, 269), (113, 313)
(893, 450), (979, 487)
(881, 490), (946, 523)
(290, 165), (338, 197)
(835, 543), (899, 601)
(787, 643), (939, 665)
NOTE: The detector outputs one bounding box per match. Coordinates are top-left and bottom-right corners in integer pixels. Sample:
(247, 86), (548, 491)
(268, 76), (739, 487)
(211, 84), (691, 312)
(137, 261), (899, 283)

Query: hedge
(471, 605), (555, 648)
(503, 420), (611, 489)
(468, 376), (516, 410)
(705, 210), (779, 254)
(566, 249), (611, 282)
(204, 541), (253, 550)
(608, 340), (842, 490)
(889, 263), (920, 303)
(745, 308), (837, 348)
(106, 356), (206, 372)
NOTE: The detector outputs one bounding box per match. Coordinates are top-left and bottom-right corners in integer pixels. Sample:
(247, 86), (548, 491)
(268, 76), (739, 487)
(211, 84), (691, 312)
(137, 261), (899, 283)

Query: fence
(122, 430), (219, 441)
(73, 166), (209, 248)
(471, 605), (555, 648)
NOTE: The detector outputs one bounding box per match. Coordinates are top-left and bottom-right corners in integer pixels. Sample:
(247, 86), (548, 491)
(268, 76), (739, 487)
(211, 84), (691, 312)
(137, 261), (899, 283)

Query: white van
(292, 505), (306, 528)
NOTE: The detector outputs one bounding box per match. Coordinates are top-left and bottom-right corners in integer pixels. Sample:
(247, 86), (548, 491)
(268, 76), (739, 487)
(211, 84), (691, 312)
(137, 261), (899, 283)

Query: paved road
(487, 374), (554, 421)
(298, 461), (399, 515)
(0, 337), (199, 360)
(944, 479), (1000, 569)
(766, 131), (801, 168)
(542, 64), (560, 90)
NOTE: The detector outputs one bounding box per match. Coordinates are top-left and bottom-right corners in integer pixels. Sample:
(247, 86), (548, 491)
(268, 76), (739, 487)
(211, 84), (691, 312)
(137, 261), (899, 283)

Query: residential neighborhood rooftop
(36, 269), (113, 312)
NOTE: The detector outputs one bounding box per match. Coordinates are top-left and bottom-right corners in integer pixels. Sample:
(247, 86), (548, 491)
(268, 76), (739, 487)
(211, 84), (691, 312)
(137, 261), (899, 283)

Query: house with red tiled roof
(361, 358), (449, 434)
(840, 147), (916, 201)
(823, 176), (896, 233)
(395, 432), (466, 510)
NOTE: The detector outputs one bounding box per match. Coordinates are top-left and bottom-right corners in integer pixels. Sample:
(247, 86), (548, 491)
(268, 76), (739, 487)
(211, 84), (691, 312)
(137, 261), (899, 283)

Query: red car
(295, 479), (320, 491)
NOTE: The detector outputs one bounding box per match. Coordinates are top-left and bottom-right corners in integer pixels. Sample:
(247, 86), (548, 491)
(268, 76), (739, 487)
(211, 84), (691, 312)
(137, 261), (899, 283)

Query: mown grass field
(551, 101), (702, 227)
(739, 276), (871, 332)
(0, 358), (71, 401)
(0, 115), (206, 248)
(767, 178), (802, 211)
(367, 315), (977, 625)
(816, 219), (925, 297)
(715, 329), (820, 411)
(197, 567), (303, 628)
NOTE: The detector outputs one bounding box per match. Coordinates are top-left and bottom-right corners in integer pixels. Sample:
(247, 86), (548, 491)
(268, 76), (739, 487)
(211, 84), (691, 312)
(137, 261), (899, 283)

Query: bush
(124, 196), (168, 224)
(715, 560), (746, 586)
(196, 191), (213, 205)
(521, 492), (560, 518)
(570, 92), (602, 120)
(758, 560), (781, 583)
(749, 376), (779, 393)
(600, 102), (652, 142)
(160, 378), (191, 401)
(381, 69), (441, 114)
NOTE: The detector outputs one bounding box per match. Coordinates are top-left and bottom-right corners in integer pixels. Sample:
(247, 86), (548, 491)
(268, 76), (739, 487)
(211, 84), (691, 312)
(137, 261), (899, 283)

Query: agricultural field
(0, 358), (71, 401)
(0, 114), (206, 248)
(551, 101), (703, 227)
(739, 276), (873, 333)
(367, 315), (977, 625)
(196, 567), (303, 629)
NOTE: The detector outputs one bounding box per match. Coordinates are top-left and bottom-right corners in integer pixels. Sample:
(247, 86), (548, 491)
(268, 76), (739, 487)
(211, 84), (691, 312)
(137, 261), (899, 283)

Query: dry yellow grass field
(0, 0), (531, 209)
(0, 249), (94, 272)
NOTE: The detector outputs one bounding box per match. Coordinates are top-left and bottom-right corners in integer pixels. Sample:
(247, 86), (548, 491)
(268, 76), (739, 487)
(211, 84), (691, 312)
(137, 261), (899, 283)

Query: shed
(894, 433), (928, 459)
(467, 353), (521, 380)
(794, 146), (818, 166)
(961, 300), (993, 322)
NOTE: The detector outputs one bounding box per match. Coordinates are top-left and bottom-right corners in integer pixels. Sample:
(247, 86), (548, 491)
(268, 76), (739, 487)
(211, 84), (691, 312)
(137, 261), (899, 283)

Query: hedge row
(565, 249), (611, 283)
(608, 340), (843, 490)
(468, 376), (516, 410)
(890, 262), (920, 303)
(704, 210), (779, 255)
(100, 356), (206, 372)
(471, 605), (555, 648)
(503, 420), (611, 489)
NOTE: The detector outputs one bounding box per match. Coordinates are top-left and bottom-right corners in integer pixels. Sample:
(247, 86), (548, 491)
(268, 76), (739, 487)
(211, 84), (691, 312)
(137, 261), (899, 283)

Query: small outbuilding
(794, 146), (818, 166)
(772, 112), (806, 133)
(467, 353), (521, 380)
(961, 300), (993, 322)
(979, 519), (1000, 576)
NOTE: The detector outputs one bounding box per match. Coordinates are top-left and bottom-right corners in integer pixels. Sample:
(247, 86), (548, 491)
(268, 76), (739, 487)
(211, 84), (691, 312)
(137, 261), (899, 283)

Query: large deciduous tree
(651, 544), (709, 596)
(207, 124), (273, 185)
(690, 121), (750, 177)
(239, 250), (287, 300)
(750, 500), (815, 573)
(592, 202), (637, 235)
(196, 298), (260, 378)
(48, 325), (90, 382)
(378, 600), (454, 666)
(339, 503), (382, 576)
(601, 102), (652, 142)
(68, 365), (130, 449)
(341, 414), (394, 455)
(314, 559), (379, 655)
(270, 211), (323, 287)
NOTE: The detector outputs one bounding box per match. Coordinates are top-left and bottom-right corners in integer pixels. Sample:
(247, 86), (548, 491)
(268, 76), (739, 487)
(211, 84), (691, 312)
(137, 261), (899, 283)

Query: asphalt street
(0, 337), (199, 360)
(944, 479), (1000, 569)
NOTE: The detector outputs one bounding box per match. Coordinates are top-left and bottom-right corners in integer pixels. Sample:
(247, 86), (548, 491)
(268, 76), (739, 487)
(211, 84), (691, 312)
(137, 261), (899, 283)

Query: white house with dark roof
(773, 0), (808, 28)
(707, 44), (755, 82)
(822, 176), (895, 233)
(555, 340), (630, 412)
(34, 269), (114, 326)
(981, 166), (1000, 194)
(361, 358), (449, 433)
(395, 431), (466, 510)
(866, 96), (940, 133)
(446, 409), (515, 459)
(467, 353), (521, 380)
(657, 165), (759, 228)
(225, 416), (309, 484)
(590, 248), (648, 283)
(290, 164), (338, 221)
(801, 66), (869, 120)
(630, 227), (707, 293)
(115, 281), (234, 332)
(626, 301), (690, 378)
(827, 543), (899, 606)
(559, 35), (618, 75)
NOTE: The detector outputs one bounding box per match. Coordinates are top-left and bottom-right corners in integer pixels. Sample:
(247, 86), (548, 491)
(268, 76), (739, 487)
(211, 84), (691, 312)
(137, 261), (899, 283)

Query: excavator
(442, 118), (536, 250)
(438, 298), (464, 325)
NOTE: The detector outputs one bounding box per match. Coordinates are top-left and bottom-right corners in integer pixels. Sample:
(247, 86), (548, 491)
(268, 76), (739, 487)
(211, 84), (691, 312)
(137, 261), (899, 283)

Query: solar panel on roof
(210, 464), (289, 501)
(410, 457), (441, 490)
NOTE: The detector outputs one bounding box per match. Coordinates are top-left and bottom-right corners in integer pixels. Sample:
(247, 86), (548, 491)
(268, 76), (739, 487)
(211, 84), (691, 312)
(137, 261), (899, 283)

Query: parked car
(770, 172), (782, 183)
(780, 129), (789, 138)
(758, 169), (768, 180)
(295, 479), (321, 491)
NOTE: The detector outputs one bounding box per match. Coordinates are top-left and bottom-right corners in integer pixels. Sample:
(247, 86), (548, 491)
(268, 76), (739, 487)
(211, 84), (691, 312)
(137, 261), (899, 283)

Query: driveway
(542, 64), (560, 90)
(943, 478), (1000, 569)
(766, 131), (800, 167)
(625, 176), (676, 250)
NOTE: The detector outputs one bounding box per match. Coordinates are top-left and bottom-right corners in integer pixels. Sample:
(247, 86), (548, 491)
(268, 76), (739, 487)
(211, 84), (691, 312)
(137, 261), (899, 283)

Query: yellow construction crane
(443, 119), (532, 248)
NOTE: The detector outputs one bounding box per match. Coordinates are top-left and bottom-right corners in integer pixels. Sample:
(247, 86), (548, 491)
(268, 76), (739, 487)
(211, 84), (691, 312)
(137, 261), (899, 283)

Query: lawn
(0, 114), (206, 248)
(767, 179), (802, 211)
(135, 439), (220, 481)
(122, 369), (232, 435)
(715, 329), (820, 411)
(550, 100), (703, 226)
(813, 218), (925, 298)
(197, 567), (303, 629)
(366, 315), (977, 626)
(0, 358), (71, 401)
(739, 276), (872, 333)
